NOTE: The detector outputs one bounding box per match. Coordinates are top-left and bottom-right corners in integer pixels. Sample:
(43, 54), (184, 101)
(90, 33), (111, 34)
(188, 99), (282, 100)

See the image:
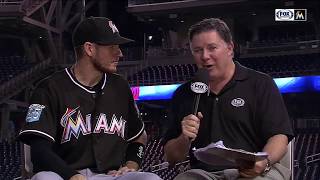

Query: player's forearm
(262, 134), (288, 165)
(164, 134), (191, 165)
(30, 137), (78, 179)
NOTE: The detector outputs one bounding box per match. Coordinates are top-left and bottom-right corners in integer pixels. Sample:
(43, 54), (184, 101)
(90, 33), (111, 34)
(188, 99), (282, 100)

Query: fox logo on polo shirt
(60, 107), (126, 143)
(231, 98), (245, 107)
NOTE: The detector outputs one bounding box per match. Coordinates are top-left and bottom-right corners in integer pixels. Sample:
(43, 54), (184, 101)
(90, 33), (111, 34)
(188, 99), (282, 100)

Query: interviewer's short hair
(188, 18), (233, 44)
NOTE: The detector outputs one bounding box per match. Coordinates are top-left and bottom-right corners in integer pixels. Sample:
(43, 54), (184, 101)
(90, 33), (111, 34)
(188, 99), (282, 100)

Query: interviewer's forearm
(262, 134), (288, 165)
(164, 134), (191, 165)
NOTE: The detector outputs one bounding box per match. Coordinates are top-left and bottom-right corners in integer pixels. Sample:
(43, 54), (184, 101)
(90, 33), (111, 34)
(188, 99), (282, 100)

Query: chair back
(279, 138), (295, 179)
(21, 144), (33, 179)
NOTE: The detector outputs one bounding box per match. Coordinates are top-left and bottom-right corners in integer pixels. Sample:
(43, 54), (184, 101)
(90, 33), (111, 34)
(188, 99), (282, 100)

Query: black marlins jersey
(19, 68), (144, 172)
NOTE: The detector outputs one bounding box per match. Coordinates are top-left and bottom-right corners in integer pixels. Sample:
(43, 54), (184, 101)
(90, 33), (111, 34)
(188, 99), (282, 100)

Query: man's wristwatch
(262, 157), (271, 176)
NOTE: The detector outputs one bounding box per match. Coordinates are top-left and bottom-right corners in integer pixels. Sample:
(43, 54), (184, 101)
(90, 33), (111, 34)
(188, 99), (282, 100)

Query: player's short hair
(74, 46), (84, 59)
(188, 18), (233, 44)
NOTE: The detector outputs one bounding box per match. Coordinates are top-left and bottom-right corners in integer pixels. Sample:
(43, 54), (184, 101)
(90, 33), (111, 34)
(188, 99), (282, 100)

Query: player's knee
(31, 171), (63, 180)
(138, 172), (162, 180)
(174, 169), (208, 180)
(125, 172), (162, 180)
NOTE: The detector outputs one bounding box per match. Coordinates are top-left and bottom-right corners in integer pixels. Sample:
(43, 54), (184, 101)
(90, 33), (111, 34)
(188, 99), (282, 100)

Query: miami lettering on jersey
(60, 107), (126, 144)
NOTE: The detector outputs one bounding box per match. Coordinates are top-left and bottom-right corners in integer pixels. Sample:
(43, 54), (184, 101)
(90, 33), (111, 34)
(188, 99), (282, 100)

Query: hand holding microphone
(181, 112), (203, 141)
(181, 68), (209, 141)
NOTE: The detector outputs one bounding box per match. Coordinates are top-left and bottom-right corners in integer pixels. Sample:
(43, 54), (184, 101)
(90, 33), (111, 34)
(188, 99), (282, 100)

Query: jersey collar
(65, 68), (107, 94)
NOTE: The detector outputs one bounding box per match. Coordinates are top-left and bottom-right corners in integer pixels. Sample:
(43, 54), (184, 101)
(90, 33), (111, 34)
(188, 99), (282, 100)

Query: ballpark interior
(0, 0), (320, 179)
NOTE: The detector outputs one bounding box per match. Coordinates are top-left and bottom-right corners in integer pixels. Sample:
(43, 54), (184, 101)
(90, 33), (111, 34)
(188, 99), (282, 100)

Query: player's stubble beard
(92, 57), (117, 74)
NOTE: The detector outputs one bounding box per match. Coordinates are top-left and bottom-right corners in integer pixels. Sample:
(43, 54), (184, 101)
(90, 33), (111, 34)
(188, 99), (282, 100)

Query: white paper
(193, 141), (268, 168)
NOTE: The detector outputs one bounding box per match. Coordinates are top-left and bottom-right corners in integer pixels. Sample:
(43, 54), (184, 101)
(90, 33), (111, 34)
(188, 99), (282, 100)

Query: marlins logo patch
(26, 104), (45, 123)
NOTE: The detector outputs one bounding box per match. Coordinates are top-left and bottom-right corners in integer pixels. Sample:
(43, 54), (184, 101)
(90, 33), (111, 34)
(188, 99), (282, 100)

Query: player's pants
(31, 168), (162, 180)
(174, 163), (290, 180)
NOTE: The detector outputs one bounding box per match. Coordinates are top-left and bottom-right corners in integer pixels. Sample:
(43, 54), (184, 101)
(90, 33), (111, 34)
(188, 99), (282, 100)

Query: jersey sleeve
(256, 75), (294, 142)
(126, 85), (144, 142)
(18, 84), (58, 144)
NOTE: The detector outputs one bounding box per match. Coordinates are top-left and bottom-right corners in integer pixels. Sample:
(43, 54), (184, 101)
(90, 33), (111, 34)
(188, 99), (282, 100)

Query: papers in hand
(193, 141), (268, 169)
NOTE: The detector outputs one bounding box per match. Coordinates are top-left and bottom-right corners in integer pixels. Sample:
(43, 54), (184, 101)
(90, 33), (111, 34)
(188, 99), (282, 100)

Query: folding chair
(21, 144), (33, 180)
(279, 138), (295, 180)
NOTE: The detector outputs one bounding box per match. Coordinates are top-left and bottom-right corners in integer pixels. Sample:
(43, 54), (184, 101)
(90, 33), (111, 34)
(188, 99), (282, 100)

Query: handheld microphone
(191, 68), (209, 115)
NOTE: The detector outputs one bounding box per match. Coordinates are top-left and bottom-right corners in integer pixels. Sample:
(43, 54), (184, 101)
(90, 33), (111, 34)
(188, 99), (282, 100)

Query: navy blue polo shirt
(163, 61), (294, 171)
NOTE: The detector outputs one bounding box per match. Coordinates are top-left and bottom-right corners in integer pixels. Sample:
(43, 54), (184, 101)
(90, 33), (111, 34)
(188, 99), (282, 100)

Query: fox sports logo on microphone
(191, 82), (208, 94)
(275, 9), (307, 21)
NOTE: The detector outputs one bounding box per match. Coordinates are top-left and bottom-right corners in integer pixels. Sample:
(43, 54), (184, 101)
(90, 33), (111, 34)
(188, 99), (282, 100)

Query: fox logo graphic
(60, 107), (126, 143)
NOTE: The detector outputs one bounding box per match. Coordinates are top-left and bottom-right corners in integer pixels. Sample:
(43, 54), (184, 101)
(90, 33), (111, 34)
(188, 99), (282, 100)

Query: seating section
(294, 133), (320, 179)
(239, 53), (320, 78)
(128, 64), (197, 86)
(249, 34), (319, 48)
(0, 140), (21, 180)
(128, 0), (185, 5)
(2, 53), (319, 87)
(0, 56), (34, 84)
(295, 164), (320, 180)
(294, 133), (320, 163)
(141, 138), (164, 172)
(141, 138), (190, 180)
(128, 53), (320, 86)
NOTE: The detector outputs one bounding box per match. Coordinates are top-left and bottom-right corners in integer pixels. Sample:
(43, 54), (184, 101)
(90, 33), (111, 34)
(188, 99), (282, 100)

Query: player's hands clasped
(69, 174), (86, 180)
(181, 112), (203, 141)
(107, 166), (136, 176)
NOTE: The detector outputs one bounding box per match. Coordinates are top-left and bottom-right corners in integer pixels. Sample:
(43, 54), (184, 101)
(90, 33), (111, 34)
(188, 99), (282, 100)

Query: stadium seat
(0, 140), (22, 179)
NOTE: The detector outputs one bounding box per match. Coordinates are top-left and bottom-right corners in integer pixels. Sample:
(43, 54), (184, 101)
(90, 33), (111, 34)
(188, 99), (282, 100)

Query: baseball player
(18, 17), (161, 180)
